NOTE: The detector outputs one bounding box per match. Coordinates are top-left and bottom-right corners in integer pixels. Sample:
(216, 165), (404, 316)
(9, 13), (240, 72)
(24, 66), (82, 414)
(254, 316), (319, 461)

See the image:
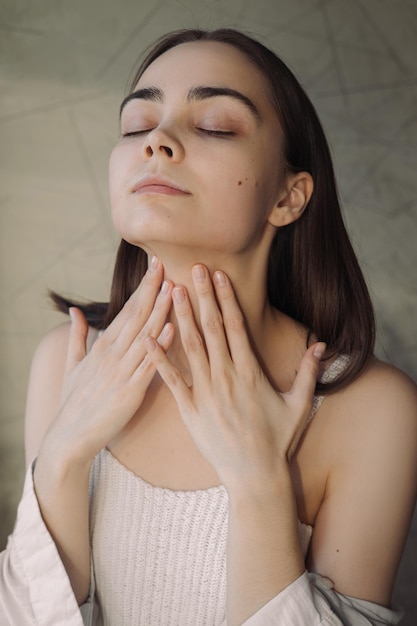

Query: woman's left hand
(145, 264), (325, 490)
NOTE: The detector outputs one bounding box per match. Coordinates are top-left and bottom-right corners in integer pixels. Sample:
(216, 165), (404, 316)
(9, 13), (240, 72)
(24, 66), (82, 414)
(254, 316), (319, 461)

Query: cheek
(230, 170), (271, 211)
(216, 177), (267, 234)
(108, 148), (119, 203)
(231, 176), (262, 213)
(108, 150), (128, 233)
(236, 175), (251, 187)
(108, 146), (130, 214)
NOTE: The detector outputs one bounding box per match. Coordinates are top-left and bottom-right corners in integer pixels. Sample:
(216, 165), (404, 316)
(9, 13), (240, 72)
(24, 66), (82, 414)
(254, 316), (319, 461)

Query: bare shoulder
(24, 322), (99, 467)
(32, 321), (72, 365)
(308, 358), (417, 603)
(354, 355), (417, 402)
(319, 356), (417, 492)
(323, 356), (417, 443)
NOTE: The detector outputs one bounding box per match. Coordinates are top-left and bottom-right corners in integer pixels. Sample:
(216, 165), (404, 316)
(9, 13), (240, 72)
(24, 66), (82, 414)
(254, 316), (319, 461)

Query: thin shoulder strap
(307, 354), (350, 424)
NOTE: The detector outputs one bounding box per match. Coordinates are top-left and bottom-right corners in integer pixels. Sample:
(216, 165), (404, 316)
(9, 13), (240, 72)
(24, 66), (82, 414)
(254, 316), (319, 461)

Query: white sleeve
(227, 571), (403, 626)
(0, 461), (95, 626)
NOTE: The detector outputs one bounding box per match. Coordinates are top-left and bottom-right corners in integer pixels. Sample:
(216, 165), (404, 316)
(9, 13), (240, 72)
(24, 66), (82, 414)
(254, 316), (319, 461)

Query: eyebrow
(119, 85), (261, 121)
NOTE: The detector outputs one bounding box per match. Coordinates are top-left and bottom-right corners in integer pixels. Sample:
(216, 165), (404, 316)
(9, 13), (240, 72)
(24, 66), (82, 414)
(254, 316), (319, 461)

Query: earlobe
(268, 172), (314, 227)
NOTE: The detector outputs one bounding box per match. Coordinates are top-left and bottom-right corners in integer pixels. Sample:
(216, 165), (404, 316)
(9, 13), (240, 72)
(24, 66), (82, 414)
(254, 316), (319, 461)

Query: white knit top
(88, 356), (349, 626)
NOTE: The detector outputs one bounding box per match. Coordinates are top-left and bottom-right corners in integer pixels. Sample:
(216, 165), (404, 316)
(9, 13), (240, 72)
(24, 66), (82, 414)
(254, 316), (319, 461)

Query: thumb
(285, 342), (326, 461)
(65, 307), (89, 374)
(290, 342), (326, 408)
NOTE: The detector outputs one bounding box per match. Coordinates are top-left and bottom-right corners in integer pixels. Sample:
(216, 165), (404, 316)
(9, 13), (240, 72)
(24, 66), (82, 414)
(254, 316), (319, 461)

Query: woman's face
(109, 41), (285, 259)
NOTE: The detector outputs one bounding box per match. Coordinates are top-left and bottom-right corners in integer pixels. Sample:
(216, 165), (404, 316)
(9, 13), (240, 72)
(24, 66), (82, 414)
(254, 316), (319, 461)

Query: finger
(287, 342), (326, 413)
(212, 270), (258, 368)
(125, 279), (174, 362)
(65, 307), (89, 374)
(131, 322), (175, 385)
(144, 335), (193, 411)
(191, 264), (231, 367)
(171, 285), (210, 383)
(104, 255), (164, 348)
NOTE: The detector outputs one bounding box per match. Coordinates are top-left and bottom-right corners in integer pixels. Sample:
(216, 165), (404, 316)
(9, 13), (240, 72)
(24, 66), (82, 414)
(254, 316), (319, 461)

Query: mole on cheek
(237, 180), (242, 186)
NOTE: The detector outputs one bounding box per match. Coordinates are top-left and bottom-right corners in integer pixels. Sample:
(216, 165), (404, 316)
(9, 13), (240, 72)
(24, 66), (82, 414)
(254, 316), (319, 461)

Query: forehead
(136, 40), (270, 98)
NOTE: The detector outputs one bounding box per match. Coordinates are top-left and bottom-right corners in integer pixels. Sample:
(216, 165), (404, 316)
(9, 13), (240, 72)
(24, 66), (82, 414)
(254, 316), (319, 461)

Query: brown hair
(51, 28), (375, 393)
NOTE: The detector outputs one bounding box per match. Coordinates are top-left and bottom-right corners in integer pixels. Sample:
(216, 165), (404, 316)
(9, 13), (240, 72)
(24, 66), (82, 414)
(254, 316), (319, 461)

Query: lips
(132, 175), (190, 196)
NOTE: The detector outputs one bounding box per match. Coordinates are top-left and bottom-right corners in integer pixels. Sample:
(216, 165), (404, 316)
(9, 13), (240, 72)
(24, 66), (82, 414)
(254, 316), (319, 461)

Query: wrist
(225, 462), (305, 625)
(226, 463), (301, 543)
(38, 418), (97, 469)
(225, 459), (293, 504)
(35, 434), (93, 492)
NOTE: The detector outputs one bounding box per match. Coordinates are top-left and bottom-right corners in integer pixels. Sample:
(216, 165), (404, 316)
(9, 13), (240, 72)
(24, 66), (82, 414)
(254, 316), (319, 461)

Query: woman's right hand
(39, 255), (174, 468)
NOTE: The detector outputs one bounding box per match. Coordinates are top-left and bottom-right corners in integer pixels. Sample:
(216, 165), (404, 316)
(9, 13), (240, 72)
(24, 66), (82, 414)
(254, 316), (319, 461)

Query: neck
(143, 245), (279, 371)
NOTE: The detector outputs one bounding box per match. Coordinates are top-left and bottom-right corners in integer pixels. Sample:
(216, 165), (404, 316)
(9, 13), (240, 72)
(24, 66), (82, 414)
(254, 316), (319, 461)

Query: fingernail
(313, 342), (326, 359)
(173, 287), (185, 303)
(214, 271), (226, 286)
(69, 307), (76, 322)
(192, 264), (205, 282)
(160, 280), (169, 295)
(161, 323), (171, 338)
(150, 255), (159, 270)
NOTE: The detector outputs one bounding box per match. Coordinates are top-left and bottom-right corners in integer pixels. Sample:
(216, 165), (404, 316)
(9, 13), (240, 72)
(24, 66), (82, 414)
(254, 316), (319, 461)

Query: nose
(143, 127), (184, 162)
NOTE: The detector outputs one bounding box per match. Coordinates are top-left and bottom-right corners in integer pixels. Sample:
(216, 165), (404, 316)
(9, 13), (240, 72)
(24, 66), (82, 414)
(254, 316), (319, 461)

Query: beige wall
(1, 0), (416, 621)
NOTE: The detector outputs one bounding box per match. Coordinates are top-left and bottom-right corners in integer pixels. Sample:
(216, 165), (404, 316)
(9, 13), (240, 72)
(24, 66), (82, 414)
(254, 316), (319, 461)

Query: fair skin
(26, 41), (417, 625)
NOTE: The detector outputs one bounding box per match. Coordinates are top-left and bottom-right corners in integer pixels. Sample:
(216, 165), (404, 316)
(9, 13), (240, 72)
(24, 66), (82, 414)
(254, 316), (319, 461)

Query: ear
(268, 172), (314, 227)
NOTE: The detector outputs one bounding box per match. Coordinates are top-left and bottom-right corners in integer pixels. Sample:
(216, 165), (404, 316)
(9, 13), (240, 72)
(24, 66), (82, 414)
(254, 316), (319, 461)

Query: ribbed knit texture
(90, 450), (229, 625)
(89, 355), (348, 626)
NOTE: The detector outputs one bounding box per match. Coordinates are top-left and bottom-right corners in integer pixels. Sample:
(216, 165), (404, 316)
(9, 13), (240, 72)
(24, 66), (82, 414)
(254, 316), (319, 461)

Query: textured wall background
(1, 0), (416, 622)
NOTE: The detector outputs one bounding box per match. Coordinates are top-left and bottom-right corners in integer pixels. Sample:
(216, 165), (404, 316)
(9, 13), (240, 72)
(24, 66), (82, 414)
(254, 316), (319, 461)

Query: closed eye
(198, 128), (236, 137)
(121, 129), (153, 138)
(121, 128), (236, 139)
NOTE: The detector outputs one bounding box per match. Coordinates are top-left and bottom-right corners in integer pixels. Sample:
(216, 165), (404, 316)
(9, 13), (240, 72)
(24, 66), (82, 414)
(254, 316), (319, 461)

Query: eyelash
(121, 129), (149, 138)
(198, 128), (235, 138)
(120, 128), (236, 139)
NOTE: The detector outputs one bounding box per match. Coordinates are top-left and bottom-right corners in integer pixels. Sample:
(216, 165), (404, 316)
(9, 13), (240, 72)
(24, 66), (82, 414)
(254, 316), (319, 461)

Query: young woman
(1, 28), (416, 626)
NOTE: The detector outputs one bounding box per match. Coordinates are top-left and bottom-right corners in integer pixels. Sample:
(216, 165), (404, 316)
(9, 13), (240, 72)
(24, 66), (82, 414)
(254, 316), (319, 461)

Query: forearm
(34, 443), (92, 605)
(225, 463), (404, 626)
(226, 464), (304, 625)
